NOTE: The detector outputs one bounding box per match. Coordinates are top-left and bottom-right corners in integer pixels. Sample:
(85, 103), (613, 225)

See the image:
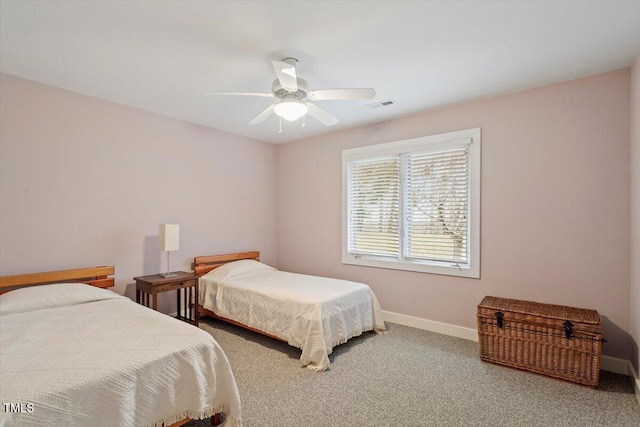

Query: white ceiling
(1, 1), (639, 144)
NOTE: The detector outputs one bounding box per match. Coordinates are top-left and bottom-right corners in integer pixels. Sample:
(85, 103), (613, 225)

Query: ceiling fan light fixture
(204, 57), (371, 128)
(274, 100), (308, 121)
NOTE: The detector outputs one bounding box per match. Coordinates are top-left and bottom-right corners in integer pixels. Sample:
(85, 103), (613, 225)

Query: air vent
(368, 99), (396, 109)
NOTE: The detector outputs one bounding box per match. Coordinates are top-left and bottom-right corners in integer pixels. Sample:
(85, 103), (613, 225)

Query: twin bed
(194, 251), (386, 372)
(0, 252), (385, 425)
(0, 266), (241, 427)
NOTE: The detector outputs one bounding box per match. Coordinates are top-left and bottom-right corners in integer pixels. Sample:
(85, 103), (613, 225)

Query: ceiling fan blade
(272, 60), (298, 92)
(307, 88), (376, 101)
(201, 91), (274, 98)
(306, 103), (339, 126)
(249, 104), (275, 125)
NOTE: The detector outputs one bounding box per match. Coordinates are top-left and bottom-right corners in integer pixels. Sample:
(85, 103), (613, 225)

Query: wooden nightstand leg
(136, 289), (140, 304)
(187, 287), (192, 322)
(152, 290), (157, 311)
(194, 282), (199, 327)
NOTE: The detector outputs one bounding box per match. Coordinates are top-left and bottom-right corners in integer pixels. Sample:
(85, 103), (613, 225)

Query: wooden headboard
(194, 251), (260, 276)
(0, 266), (115, 293)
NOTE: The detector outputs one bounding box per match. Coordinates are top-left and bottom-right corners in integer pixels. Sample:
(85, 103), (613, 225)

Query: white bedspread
(0, 284), (241, 427)
(199, 261), (386, 371)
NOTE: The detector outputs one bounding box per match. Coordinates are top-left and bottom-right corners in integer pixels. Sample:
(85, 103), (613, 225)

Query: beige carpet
(186, 319), (640, 427)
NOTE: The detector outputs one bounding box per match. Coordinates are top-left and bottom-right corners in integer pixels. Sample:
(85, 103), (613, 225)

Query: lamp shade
(159, 224), (179, 251)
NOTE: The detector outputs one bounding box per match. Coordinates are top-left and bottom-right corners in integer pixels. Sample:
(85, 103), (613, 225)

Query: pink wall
(1, 69), (634, 362)
(631, 53), (640, 374)
(0, 73), (278, 313)
(277, 70), (632, 359)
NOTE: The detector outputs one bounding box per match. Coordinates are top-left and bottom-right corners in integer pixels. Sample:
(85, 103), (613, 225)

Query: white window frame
(342, 128), (481, 278)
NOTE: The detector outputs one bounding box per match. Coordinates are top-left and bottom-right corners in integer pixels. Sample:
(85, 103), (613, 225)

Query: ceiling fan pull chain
(302, 115), (306, 128)
(279, 116), (283, 133)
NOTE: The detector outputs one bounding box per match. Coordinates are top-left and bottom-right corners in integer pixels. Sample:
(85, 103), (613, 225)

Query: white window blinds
(347, 157), (400, 257)
(343, 128), (480, 278)
(405, 147), (469, 264)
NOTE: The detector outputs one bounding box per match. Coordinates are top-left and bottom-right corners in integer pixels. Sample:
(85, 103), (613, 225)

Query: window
(342, 128), (480, 278)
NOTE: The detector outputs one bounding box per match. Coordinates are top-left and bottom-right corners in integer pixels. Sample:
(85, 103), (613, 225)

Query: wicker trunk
(477, 296), (603, 387)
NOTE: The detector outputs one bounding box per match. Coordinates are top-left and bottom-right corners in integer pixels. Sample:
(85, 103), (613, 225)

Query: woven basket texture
(477, 296), (603, 387)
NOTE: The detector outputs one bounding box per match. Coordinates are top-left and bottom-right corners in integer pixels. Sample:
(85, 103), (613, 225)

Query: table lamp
(159, 224), (179, 278)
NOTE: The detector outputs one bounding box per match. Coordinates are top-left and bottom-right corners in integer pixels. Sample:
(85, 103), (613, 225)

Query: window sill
(342, 254), (479, 278)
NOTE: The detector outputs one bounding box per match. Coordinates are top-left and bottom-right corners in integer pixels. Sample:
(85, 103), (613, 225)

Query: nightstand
(133, 271), (199, 326)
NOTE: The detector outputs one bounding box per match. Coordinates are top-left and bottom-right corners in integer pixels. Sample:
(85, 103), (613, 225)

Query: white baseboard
(600, 355), (632, 376)
(382, 310), (633, 378)
(382, 310), (479, 342)
(630, 363), (640, 406)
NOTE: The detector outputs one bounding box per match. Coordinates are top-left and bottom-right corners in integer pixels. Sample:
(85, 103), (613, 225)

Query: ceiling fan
(202, 58), (376, 128)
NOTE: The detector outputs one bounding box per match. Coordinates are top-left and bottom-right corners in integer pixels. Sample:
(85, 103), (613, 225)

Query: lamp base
(159, 272), (178, 278)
